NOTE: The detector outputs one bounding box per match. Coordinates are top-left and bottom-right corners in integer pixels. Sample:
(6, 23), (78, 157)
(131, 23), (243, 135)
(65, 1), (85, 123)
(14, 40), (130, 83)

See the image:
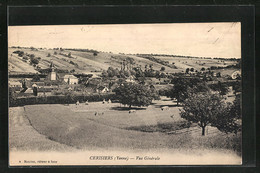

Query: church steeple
(50, 62), (55, 72)
(50, 62), (56, 80)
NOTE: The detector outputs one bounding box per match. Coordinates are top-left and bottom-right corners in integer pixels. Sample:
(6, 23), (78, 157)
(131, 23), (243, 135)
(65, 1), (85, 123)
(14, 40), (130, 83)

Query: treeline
(9, 73), (47, 78)
(102, 66), (169, 78)
(38, 68), (69, 74)
(209, 63), (240, 70)
(65, 48), (99, 54)
(136, 53), (240, 61)
(13, 50), (41, 66)
(9, 93), (116, 107)
(137, 55), (177, 69)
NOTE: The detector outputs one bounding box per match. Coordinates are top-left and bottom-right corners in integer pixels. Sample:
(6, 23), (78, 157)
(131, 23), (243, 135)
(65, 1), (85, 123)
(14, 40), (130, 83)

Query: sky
(8, 23), (241, 58)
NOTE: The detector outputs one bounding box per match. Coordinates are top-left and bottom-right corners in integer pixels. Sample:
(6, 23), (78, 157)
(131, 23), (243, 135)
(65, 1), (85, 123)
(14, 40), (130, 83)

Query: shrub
(18, 51), (24, 57)
(30, 57), (39, 64)
(9, 93), (116, 107)
(160, 66), (166, 71)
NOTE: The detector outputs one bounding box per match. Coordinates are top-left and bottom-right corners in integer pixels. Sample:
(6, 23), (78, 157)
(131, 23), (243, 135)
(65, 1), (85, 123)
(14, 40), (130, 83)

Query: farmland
(8, 47), (238, 75)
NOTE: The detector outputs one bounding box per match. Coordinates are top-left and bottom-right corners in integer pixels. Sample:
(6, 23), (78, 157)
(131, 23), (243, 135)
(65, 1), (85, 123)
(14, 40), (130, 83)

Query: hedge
(10, 93), (116, 107)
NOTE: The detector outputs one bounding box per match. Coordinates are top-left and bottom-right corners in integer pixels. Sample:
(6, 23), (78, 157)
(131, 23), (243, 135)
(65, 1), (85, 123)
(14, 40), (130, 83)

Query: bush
(9, 93), (116, 107)
(160, 66), (166, 71)
(30, 57), (39, 65)
(18, 51), (24, 57)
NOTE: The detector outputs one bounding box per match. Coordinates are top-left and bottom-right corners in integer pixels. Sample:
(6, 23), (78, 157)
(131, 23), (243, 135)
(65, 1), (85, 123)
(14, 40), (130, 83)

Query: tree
(101, 70), (108, 78)
(68, 52), (72, 58)
(190, 68), (194, 72)
(180, 91), (227, 136)
(185, 68), (190, 74)
(54, 51), (57, 55)
(47, 53), (51, 57)
(160, 66), (165, 71)
(18, 51), (24, 57)
(210, 81), (229, 95)
(169, 77), (206, 106)
(32, 75), (40, 82)
(211, 95), (241, 134)
(232, 81), (241, 96)
(160, 72), (167, 78)
(29, 54), (35, 58)
(30, 57), (39, 65)
(201, 67), (205, 71)
(114, 83), (157, 108)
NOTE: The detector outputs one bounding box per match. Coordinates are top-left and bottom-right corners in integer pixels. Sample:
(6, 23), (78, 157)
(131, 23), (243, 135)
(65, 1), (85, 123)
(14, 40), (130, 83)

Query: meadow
(9, 97), (241, 159)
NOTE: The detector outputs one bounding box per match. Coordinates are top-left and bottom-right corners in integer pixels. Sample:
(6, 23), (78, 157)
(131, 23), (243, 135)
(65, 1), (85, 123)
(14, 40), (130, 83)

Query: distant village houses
(63, 74), (79, 85)
(96, 86), (109, 93)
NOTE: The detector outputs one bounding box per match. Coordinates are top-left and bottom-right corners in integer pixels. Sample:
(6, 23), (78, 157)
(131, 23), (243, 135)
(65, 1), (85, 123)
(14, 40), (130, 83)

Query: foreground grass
(18, 104), (241, 156)
(9, 107), (76, 151)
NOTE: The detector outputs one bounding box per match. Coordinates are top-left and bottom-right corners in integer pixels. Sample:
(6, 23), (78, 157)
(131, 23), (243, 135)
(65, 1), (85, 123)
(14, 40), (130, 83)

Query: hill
(8, 47), (238, 75)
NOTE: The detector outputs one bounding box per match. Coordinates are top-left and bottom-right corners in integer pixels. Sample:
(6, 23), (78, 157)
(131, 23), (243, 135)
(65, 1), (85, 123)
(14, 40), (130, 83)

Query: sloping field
(9, 101), (241, 164)
(9, 107), (76, 151)
(20, 102), (241, 154)
(8, 50), (38, 73)
(8, 47), (239, 75)
(156, 56), (237, 71)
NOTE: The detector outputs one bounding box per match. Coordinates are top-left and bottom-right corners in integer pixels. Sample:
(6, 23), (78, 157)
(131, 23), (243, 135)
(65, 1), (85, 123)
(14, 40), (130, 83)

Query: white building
(50, 62), (57, 81)
(96, 86), (109, 93)
(63, 75), (78, 85)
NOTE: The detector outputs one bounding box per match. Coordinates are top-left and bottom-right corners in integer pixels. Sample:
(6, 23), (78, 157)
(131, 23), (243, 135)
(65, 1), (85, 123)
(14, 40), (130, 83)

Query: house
(96, 86), (109, 93)
(63, 75), (78, 84)
(125, 75), (136, 83)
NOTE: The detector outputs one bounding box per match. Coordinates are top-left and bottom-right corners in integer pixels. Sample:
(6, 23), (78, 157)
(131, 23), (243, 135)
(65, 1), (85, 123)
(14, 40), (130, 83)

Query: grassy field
(9, 97), (241, 159)
(9, 107), (76, 151)
(157, 56), (237, 72)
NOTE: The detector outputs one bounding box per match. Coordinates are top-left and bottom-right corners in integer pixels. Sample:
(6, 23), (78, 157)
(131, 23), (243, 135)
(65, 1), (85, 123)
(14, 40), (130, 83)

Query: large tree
(114, 83), (157, 108)
(209, 81), (229, 95)
(180, 91), (227, 136)
(211, 95), (242, 134)
(168, 77), (208, 106)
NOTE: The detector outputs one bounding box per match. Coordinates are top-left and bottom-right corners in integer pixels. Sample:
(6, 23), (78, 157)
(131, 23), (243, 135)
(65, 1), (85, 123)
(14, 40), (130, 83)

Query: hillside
(8, 47), (238, 75)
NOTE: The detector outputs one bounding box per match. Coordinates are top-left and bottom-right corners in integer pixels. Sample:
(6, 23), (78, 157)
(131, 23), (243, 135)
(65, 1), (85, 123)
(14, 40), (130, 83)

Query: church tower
(50, 62), (56, 81)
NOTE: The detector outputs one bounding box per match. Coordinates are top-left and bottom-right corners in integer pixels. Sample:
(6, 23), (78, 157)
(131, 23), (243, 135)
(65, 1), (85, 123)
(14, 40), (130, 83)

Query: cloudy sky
(9, 22), (241, 58)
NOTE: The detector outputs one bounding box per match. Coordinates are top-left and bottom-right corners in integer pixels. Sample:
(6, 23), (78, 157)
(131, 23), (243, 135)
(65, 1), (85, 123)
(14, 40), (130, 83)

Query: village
(8, 47), (241, 104)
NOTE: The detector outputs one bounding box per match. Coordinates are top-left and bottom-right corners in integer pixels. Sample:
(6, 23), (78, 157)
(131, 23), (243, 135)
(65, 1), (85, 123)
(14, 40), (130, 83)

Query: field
(9, 97), (241, 162)
(8, 47), (238, 75)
